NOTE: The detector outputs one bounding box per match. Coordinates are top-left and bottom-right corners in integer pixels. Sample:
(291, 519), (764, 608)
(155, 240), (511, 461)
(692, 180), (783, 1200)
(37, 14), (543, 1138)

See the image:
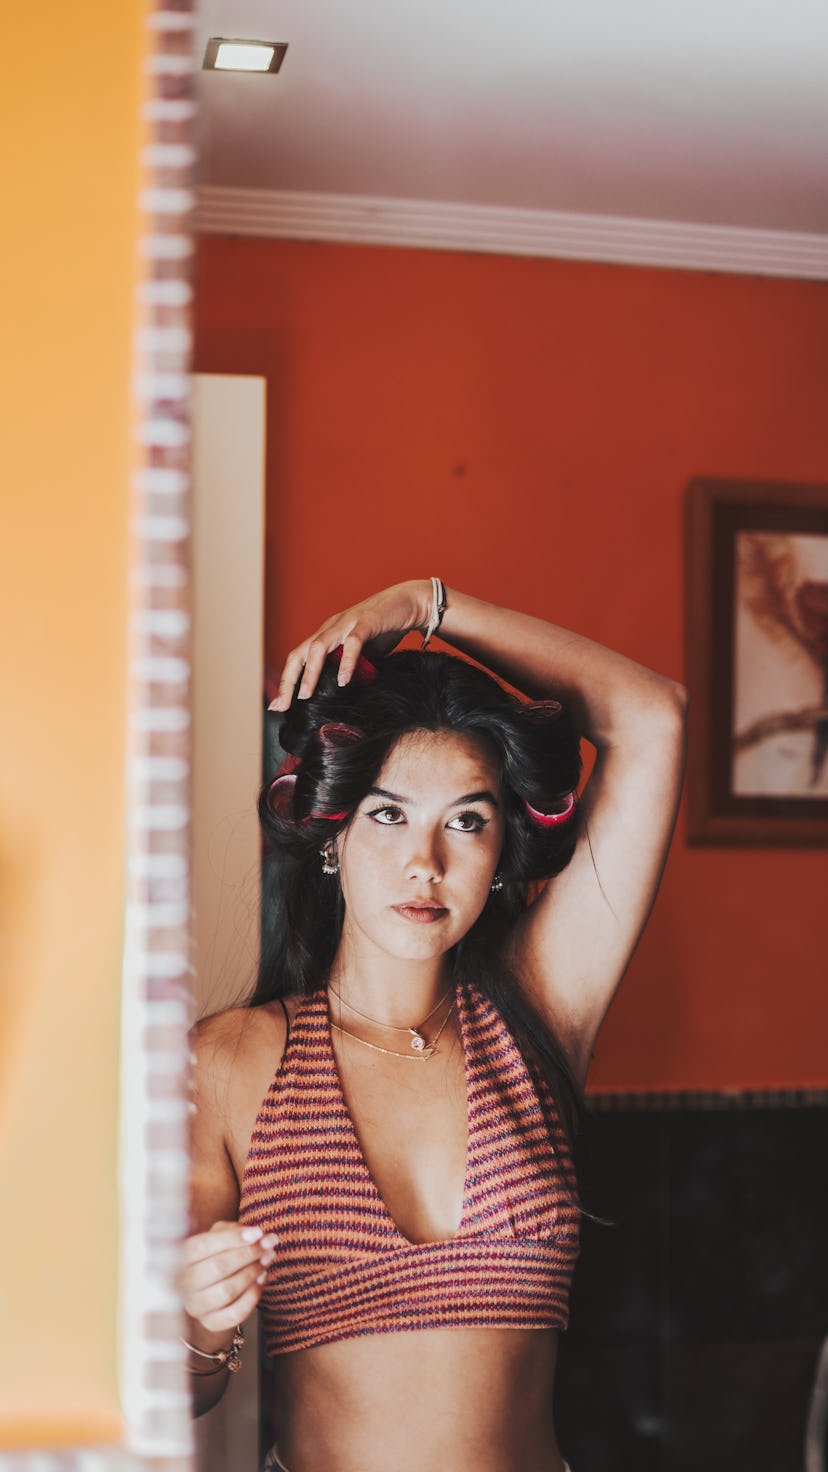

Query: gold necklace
(329, 1000), (456, 1061)
(327, 981), (452, 1053)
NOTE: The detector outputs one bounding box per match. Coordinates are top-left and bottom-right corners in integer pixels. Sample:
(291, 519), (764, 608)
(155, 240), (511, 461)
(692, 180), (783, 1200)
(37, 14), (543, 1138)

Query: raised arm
(273, 578), (687, 1084)
(433, 587), (687, 1083)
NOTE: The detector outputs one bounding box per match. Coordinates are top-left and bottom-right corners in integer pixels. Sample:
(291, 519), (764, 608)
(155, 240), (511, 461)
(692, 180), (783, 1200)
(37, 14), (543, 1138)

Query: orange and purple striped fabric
(239, 976), (580, 1355)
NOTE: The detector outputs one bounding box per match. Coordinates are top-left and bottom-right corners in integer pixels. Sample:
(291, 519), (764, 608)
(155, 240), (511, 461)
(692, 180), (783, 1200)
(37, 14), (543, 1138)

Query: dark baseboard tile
(585, 1087), (828, 1112)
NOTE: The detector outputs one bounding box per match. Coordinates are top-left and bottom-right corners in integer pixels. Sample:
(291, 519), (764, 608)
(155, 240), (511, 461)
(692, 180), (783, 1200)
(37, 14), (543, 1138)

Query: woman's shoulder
(191, 997), (302, 1103)
(191, 998), (305, 1180)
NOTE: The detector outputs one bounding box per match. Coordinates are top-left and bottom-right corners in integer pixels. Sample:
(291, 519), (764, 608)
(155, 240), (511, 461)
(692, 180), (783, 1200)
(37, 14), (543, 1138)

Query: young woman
(181, 578), (687, 1472)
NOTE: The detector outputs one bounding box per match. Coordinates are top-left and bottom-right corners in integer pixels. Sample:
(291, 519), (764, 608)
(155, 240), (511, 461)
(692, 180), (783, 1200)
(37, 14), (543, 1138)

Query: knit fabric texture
(239, 975), (580, 1355)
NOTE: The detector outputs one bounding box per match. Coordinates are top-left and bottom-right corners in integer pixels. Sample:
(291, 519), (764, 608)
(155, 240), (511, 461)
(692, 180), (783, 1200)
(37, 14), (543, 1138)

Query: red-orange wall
(194, 237), (828, 1092)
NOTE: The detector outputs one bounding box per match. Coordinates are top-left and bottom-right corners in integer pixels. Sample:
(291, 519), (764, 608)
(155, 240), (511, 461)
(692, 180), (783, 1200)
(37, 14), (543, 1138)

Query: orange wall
(0, 0), (147, 1444)
(194, 237), (828, 1092)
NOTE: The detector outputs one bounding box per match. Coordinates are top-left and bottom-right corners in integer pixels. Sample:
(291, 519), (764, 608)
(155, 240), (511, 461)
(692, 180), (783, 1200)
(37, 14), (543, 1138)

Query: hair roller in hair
(318, 722), (365, 748)
(523, 792), (576, 827)
(266, 772), (298, 821)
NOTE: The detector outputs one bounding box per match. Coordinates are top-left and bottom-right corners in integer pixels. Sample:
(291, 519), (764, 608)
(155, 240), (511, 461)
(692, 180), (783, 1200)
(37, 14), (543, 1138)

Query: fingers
(185, 1240), (269, 1288)
(185, 1258), (266, 1331)
(271, 641), (313, 711)
(180, 1221), (279, 1333)
(182, 1221), (269, 1266)
(335, 631), (369, 689)
(267, 583), (422, 712)
(199, 1279), (264, 1336)
(270, 623), (361, 711)
(297, 633), (343, 701)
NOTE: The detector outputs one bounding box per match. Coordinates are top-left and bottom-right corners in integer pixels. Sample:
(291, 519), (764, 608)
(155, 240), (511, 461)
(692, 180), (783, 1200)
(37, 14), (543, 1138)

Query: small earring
(490, 873), (503, 894)
(320, 841), (339, 876)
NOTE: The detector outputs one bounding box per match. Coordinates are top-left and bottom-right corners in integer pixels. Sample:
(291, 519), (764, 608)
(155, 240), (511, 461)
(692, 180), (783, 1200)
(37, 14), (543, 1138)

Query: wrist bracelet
(421, 577), (447, 647)
(181, 1324), (244, 1374)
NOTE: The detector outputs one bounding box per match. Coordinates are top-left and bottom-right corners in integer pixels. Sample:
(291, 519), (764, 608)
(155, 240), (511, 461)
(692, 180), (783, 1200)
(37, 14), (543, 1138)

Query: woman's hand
(179, 1220), (277, 1340)
(270, 579), (433, 710)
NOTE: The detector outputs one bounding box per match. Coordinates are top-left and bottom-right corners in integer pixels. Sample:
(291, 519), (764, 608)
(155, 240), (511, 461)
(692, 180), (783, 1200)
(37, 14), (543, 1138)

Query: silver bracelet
(181, 1324), (244, 1374)
(421, 577), (447, 647)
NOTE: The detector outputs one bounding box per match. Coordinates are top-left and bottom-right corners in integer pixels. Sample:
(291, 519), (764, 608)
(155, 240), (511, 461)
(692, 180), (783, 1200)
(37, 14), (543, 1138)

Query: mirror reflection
(186, 5), (828, 1470)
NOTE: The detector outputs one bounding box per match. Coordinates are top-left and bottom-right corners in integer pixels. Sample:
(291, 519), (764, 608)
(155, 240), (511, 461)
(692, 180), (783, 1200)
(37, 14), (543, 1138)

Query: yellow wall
(0, 0), (148, 1444)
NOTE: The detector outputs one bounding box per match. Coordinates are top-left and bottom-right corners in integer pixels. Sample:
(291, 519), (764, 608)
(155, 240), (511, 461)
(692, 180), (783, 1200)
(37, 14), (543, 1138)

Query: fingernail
(267, 699), (281, 712)
(337, 674), (348, 686)
(260, 1252), (276, 1268)
(241, 1226), (263, 1243)
(261, 1232), (278, 1248)
(256, 1270), (267, 1284)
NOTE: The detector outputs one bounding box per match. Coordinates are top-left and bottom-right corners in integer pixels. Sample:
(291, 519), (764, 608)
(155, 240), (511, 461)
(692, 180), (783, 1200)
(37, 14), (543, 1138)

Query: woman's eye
(368, 806), (405, 825)
(448, 812), (487, 833)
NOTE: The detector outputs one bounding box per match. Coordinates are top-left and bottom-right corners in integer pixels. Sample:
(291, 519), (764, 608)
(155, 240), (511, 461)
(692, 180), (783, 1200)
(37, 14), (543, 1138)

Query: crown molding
(195, 186), (828, 279)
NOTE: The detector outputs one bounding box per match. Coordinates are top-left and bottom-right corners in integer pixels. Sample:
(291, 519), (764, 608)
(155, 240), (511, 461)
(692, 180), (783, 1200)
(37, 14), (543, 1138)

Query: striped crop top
(238, 976), (580, 1355)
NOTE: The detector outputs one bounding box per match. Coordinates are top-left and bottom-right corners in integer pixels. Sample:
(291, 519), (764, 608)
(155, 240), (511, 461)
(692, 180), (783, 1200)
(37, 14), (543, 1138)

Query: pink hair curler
(318, 722), (364, 747)
(267, 772), (298, 819)
(523, 792), (576, 827)
(267, 769), (349, 823)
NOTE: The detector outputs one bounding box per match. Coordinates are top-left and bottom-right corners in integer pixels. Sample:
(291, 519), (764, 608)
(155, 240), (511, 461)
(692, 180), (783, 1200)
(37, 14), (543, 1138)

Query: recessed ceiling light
(203, 38), (288, 74)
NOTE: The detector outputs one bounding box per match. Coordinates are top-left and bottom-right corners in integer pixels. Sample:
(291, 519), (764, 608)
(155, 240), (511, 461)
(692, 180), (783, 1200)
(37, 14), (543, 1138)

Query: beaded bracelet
(181, 1324), (244, 1375)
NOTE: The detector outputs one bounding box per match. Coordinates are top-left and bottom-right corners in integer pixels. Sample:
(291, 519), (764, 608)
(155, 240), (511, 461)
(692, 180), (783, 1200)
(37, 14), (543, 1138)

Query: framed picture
(685, 478), (828, 845)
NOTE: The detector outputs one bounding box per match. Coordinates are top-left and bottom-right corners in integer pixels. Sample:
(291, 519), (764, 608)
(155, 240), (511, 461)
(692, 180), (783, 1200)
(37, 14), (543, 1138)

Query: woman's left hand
(270, 579), (433, 711)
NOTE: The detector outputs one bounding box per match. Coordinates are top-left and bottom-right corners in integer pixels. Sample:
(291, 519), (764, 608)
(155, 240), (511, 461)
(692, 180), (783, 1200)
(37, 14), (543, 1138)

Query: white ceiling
(194, 0), (828, 266)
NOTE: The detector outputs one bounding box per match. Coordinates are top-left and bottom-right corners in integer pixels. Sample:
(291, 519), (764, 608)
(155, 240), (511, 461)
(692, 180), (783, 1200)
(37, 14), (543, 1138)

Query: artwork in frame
(685, 478), (828, 845)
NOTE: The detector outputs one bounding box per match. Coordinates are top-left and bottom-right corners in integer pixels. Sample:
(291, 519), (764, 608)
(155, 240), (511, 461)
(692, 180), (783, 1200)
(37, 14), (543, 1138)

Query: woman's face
(336, 728), (505, 966)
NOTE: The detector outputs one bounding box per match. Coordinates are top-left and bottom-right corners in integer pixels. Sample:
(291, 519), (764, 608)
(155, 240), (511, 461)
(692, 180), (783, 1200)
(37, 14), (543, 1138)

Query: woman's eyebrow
(452, 790), (500, 809)
(367, 786), (500, 809)
(368, 786), (408, 803)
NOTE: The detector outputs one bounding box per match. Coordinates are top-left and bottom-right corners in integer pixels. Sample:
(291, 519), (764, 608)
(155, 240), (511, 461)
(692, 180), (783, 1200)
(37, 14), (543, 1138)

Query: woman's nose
(405, 833), (445, 883)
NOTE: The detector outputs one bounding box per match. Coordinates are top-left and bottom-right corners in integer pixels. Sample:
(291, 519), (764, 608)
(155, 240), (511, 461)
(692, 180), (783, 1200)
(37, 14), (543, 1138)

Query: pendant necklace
(329, 999), (456, 1062)
(327, 981), (453, 1054)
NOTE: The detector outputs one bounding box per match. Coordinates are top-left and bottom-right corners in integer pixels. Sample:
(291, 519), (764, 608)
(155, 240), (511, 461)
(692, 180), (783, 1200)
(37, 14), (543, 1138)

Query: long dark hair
(252, 648), (585, 1155)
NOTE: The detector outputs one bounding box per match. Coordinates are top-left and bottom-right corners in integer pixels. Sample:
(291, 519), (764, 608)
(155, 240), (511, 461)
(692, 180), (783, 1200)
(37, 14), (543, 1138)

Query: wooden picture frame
(685, 478), (828, 846)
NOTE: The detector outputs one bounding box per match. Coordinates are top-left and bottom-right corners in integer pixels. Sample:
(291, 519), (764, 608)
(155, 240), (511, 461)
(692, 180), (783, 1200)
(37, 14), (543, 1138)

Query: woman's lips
(393, 904), (449, 924)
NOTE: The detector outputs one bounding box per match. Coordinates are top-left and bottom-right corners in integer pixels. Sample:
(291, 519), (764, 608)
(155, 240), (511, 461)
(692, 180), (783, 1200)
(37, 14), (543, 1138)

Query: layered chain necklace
(327, 982), (455, 1061)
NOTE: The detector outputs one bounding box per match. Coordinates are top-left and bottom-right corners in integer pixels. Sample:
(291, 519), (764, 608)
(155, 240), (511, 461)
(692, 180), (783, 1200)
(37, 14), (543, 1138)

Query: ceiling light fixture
(202, 38), (288, 74)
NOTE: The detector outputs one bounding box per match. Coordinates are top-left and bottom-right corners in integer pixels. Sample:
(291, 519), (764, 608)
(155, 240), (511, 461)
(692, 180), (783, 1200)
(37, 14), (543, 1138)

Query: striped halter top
(238, 975), (580, 1356)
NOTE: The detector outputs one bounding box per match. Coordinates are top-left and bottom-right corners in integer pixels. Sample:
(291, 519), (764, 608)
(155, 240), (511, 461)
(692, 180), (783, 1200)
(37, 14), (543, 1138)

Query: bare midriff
(273, 1325), (566, 1472)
